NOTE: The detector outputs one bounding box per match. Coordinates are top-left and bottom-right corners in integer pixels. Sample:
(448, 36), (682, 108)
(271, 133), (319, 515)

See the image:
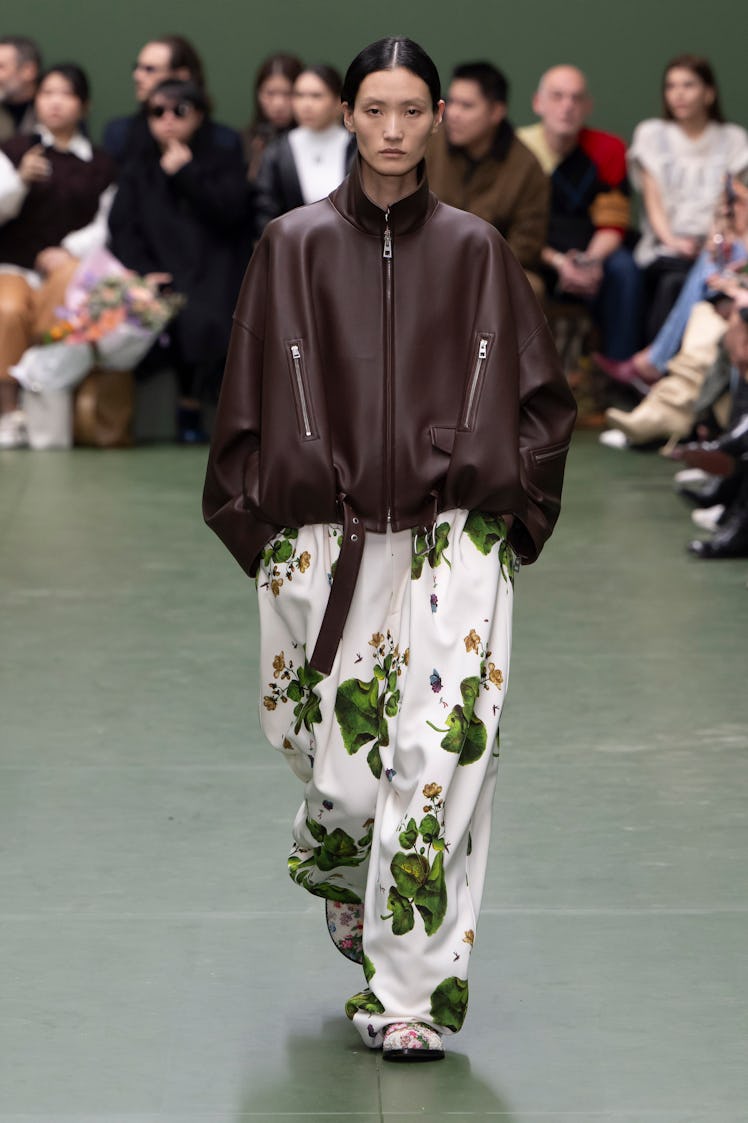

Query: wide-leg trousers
(257, 509), (515, 1047)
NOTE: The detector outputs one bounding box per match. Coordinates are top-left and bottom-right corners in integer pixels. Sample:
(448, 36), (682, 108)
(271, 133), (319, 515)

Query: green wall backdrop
(4, 0), (747, 144)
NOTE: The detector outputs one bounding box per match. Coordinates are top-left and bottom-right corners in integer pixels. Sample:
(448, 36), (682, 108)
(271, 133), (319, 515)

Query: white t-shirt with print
(628, 119), (748, 266)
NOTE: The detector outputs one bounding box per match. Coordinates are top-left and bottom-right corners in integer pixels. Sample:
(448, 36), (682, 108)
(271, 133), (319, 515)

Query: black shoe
(688, 525), (748, 559)
(679, 476), (740, 508)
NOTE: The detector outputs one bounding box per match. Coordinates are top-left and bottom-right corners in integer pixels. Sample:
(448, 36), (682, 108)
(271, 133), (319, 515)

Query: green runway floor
(1, 433), (747, 1121)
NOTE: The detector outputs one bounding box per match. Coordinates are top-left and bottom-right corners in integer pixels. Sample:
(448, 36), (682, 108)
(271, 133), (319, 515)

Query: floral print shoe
(382, 1021), (445, 1062)
(325, 900), (364, 963)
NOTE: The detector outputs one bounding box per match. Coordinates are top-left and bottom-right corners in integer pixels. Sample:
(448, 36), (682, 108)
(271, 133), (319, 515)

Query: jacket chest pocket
(459, 332), (495, 431)
(285, 339), (318, 441)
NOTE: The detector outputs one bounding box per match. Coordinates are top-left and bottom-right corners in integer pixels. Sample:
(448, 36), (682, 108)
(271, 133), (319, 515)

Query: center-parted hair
(341, 37), (441, 110)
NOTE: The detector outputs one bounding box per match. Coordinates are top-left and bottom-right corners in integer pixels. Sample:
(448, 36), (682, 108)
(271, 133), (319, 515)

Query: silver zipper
(464, 337), (488, 428)
(290, 344), (312, 437)
(383, 208), (392, 259)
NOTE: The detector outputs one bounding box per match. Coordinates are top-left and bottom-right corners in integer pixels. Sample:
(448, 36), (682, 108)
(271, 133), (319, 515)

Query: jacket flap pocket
(431, 426), (456, 454)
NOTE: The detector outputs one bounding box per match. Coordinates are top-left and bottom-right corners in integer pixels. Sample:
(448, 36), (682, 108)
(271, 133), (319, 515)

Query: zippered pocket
(285, 339), (318, 441)
(532, 440), (570, 465)
(460, 332), (494, 430)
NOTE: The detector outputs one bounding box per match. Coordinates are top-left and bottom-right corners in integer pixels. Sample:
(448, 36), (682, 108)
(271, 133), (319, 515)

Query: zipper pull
(478, 338), (488, 359)
(383, 208), (392, 259)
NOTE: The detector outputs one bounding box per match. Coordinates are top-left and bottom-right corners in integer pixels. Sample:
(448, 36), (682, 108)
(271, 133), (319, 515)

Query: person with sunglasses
(101, 35), (241, 167)
(108, 79), (251, 442)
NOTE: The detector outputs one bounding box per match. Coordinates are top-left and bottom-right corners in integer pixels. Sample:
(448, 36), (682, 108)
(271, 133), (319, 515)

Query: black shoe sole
(383, 1048), (445, 1062)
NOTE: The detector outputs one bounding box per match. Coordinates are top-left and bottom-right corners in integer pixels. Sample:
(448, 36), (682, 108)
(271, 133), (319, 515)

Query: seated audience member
(676, 296), (748, 558)
(102, 35), (241, 165)
(596, 177), (748, 392)
(242, 53), (303, 183)
(0, 36), (41, 141)
(426, 61), (548, 295)
(108, 79), (251, 443)
(518, 65), (641, 361)
(602, 299), (729, 447)
(627, 55), (748, 343)
(0, 63), (116, 449)
(254, 65), (354, 238)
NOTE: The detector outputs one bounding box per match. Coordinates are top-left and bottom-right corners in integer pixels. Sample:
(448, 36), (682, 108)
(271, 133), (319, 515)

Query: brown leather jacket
(203, 159), (576, 671)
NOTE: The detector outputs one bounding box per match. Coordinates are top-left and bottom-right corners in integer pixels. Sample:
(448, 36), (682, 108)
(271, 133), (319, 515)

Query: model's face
(258, 73), (295, 128)
(445, 78), (504, 150)
(664, 67), (714, 123)
(147, 96), (202, 146)
(293, 72), (340, 131)
(35, 73), (85, 133)
(344, 68), (443, 180)
(533, 66), (590, 139)
(132, 42), (172, 102)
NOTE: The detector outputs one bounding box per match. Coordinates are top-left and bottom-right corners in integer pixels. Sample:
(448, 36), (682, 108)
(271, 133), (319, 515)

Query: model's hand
(18, 144), (51, 185)
(34, 246), (74, 276)
(160, 140), (192, 175)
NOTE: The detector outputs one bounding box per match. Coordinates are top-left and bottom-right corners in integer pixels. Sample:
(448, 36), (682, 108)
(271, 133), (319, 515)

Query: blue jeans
(649, 245), (747, 372)
(591, 247), (643, 359)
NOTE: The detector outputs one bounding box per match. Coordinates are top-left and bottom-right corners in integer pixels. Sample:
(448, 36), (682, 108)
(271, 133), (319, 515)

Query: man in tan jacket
(426, 61), (548, 296)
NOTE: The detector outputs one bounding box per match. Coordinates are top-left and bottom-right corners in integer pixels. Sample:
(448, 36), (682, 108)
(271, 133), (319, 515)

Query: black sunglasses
(148, 102), (193, 119)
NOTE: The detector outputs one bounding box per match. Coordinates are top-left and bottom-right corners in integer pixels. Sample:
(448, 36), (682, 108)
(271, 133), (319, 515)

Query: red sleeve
(578, 128), (628, 190)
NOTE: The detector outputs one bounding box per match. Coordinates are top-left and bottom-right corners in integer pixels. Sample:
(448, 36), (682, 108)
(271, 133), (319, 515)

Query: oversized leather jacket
(203, 159), (576, 672)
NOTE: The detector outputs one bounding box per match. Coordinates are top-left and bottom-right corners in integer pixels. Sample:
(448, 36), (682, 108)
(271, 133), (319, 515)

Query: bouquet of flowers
(11, 248), (185, 392)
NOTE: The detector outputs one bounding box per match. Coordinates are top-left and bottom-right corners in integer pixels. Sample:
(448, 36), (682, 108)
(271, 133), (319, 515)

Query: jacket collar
(330, 155), (437, 236)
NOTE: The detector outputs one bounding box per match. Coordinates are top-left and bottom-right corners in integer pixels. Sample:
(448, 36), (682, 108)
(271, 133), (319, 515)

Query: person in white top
(629, 54), (748, 342)
(254, 65), (353, 237)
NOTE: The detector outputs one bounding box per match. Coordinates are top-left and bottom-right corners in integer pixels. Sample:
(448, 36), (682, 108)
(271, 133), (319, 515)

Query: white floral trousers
(257, 510), (515, 1047)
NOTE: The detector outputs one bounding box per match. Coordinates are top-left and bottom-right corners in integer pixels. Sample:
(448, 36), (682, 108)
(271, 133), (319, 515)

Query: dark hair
(148, 78), (210, 116)
(152, 34), (206, 90)
(0, 35), (41, 73)
(298, 64), (343, 100)
(37, 63), (90, 103)
(451, 61), (508, 105)
(662, 54), (724, 123)
(251, 52), (303, 128)
(341, 37), (441, 110)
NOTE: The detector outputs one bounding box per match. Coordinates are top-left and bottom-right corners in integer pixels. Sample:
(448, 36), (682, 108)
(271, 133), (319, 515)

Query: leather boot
(688, 469), (748, 558)
(605, 401), (685, 445)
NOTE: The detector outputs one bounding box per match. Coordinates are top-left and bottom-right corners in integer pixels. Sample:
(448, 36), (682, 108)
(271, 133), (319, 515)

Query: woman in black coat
(108, 78), (251, 441)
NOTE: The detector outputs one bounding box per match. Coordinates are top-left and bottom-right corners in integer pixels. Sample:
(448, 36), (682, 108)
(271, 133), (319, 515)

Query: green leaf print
(345, 987), (385, 1020)
(363, 955), (376, 984)
(429, 676), (487, 766)
(398, 818), (419, 850)
(335, 631), (408, 779)
(287, 855), (362, 905)
(305, 816), (327, 844)
(335, 677), (379, 754)
(383, 887), (415, 935)
(411, 521), (452, 579)
(273, 538), (294, 564)
(316, 827), (366, 872)
(391, 852), (430, 897)
(366, 744), (383, 779)
(414, 850), (448, 936)
(430, 976), (469, 1031)
(418, 814), (440, 844)
(464, 511), (507, 556)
